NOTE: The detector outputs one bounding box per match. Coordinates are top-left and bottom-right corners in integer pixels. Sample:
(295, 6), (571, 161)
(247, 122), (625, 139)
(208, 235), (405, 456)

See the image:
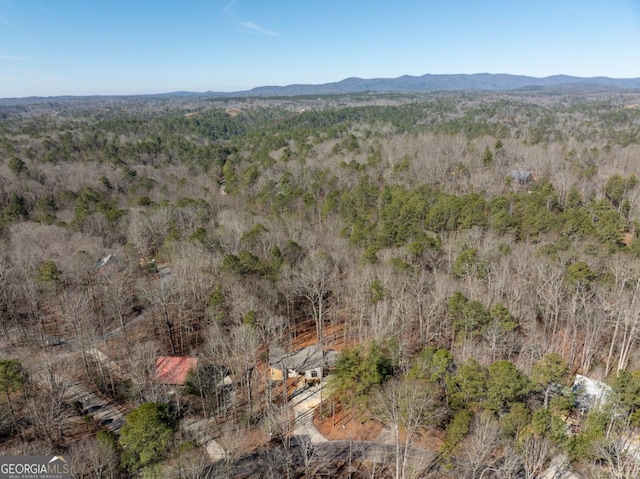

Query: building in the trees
(155, 356), (198, 386)
(573, 374), (612, 412)
(268, 343), (338, 383)
(95, 253), (122, 273)
(509, 169), (533, 185)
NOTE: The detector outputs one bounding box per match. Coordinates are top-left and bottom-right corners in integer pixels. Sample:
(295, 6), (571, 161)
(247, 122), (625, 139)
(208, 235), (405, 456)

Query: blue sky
(0, 0), (639, 97)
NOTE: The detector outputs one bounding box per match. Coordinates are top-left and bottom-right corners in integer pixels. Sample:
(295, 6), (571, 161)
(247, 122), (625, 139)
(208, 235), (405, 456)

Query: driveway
(291, 381), (328, 443)
(59, 378), (125, 434)
(182, 418), (227, 461)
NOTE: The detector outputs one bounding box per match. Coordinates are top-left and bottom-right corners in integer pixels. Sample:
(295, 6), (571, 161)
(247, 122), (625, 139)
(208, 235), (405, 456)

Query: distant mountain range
(240, 73), (640, 96)
(3, 73), (640, 104)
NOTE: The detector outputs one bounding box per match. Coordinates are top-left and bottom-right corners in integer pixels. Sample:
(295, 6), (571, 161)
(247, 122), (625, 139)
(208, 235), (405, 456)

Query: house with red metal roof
(155, 356), (198, 385)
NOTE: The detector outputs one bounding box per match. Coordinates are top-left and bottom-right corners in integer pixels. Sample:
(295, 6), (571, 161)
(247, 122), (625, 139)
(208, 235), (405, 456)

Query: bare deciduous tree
(171, 445), (211, 479)
(214, 420), (255, 479)
(128, 207), (174, 259)
(372, 378), (443, 479)
(138, 276), (178, 354)
(604, 259), (640, 374)
(26, 366), (73, 447)
(517, 433), (555, 479)
(460, 412), (501, 479)
(533, 260), (566, 345)
(124, 340), (166, 403)
(69, 436), (120, 479)
(590, 434), (640, 479)
(99, 268), (134, 333)
(284, 250), (335, 343)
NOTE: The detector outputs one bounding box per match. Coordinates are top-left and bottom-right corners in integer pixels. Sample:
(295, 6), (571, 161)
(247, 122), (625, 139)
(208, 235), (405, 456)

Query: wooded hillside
(2, 90), (640, 478)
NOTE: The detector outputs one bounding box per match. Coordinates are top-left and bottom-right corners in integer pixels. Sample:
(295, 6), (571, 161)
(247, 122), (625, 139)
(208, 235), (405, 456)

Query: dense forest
(2, 89), (640, 478)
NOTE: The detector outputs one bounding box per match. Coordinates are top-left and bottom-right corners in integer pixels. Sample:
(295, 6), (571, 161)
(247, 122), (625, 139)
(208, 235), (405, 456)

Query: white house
(573, 374), (612, 412)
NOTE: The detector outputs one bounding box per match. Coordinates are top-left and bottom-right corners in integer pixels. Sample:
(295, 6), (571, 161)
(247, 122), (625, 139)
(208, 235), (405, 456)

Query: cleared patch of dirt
(313, 399), (382, 441)
(622, 231), (634, 246)
(243, 428), (268, 450)
(414, 428), (446, 452)
(289, 317), (352, 352)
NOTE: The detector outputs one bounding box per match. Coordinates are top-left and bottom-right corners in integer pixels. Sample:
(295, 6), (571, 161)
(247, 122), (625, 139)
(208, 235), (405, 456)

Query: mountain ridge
(2, 73), (640, 103)
(242, 73), (640, 96)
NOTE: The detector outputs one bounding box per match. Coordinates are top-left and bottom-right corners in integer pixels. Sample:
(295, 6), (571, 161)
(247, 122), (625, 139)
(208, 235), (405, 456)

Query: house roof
(155, 356), (198, 385)
(573, 374), (612, 410)
(96, 254), (113, 270)
(269, 344), (337, 372)
(96, 254), (123, 271)
(510, 169), (533, 183)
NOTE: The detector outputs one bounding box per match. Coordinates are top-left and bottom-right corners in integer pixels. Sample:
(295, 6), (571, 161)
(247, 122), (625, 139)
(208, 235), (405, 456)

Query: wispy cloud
(0, 55), (29, 61)
(238, 21), (281, 37)
(31, 3), (48, 13)
(223, 0), (237, 13)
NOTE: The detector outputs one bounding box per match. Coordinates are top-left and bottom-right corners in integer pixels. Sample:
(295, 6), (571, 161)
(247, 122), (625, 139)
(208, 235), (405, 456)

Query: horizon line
(2, 72), (640, 101)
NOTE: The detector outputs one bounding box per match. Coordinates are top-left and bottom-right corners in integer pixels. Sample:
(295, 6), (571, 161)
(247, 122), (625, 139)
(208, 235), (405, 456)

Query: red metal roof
(155, 356), (198, 385)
